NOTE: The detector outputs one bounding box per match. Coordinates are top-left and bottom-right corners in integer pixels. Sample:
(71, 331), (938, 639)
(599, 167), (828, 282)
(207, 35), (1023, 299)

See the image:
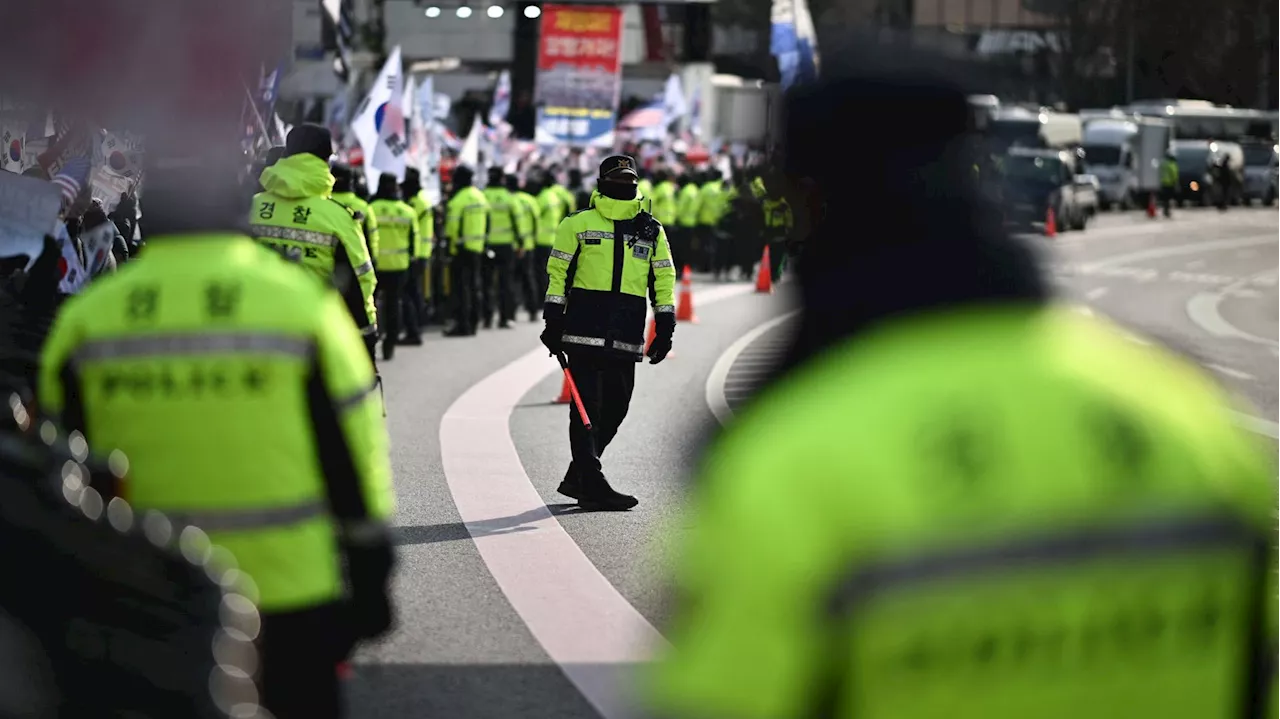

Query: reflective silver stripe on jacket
(378, 216), (413, 225)
(361, 324), (379, 337)
(156, 500), (326, 533)
(577, 230), (613, 241)
(461, 234), (487, 242)
(251, 224), (340, 248)
(613, 340), (644, 354)
(335, 378), (380, 413)
(380, 248), (412, 255)
(72, 333), (315, 366)
(545, 294), (567, 305)
(655, 304), (676, 314)
(826, 512), (1263, 616)
(353, 260), (375, 276)
(340, 518), (390, 545)
(652, 259), (674, 269)
(549, 249), (575, 262)
(562, 334), (606, 347)
(489, 229), (514, 238)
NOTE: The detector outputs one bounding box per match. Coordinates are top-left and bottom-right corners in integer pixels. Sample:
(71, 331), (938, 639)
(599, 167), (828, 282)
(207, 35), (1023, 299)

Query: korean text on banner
(0, 172), (62, 266)
(535, 5), (623, 148)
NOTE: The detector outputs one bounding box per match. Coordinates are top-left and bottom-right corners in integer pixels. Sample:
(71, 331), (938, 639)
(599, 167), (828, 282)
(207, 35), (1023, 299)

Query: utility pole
(1123, 0), (1135, 103)
(1256, 0), (1272, 109)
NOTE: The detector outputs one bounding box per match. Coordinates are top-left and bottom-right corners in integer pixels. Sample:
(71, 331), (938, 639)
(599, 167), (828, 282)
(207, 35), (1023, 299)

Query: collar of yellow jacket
(589, 190), (642, 221)
(260, 154), (335, 200)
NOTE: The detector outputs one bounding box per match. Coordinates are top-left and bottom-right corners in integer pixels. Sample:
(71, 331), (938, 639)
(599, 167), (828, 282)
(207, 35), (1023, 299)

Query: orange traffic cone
(553, 373), (573, 404)
(1146, 192), (1157, 218)
(675, 265), (698, 323)
(1044, 206), (1057, 238)
(645, 316), (675, 359)
(755, 246), (774, 294)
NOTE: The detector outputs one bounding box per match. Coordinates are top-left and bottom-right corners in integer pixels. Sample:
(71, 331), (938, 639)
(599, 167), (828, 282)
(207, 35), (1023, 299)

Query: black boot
(556, 464), (581, 500)
(577, 474), (638, 511)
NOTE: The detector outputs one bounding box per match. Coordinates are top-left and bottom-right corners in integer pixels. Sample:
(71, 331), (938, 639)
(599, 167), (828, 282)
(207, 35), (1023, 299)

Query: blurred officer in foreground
(250, 125), (379, 361)
(542, 155), (676, 511)
(649, 64), (1276, 718)
(402, 168), (435, 320)
(444, 165), (489, 337)
(482, 166), (520, 329)
(39, 146), (397, 719)
(370, 173), (423, 359)
(333, 163), (380, 260)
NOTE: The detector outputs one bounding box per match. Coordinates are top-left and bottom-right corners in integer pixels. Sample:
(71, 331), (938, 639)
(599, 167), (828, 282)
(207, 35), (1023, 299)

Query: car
(1171, 140), (1244, 207)
(1241, 143), (1278, 205)
(1001, 148), (1094, 232)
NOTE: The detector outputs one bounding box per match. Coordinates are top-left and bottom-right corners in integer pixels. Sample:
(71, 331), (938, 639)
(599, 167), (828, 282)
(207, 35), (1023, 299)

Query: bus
(1125, 100), (1277, 143)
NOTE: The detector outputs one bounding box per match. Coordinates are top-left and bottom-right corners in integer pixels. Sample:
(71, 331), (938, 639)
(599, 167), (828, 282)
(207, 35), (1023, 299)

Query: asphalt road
(351, 205), (1276, 717)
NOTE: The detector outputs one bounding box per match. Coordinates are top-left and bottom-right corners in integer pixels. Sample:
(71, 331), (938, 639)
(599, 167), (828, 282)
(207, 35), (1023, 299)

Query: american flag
(52, 155), (91, 205)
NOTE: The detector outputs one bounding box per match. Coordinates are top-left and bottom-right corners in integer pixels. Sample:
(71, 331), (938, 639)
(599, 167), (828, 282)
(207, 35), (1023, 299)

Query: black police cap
(599, 155), (639, 181)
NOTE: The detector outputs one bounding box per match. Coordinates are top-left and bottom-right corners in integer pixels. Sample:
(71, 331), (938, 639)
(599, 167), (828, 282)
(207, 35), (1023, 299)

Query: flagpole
(243, 83), (273, 154)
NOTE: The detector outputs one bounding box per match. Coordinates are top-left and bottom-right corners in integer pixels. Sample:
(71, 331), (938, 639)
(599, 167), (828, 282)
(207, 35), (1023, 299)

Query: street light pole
(1124, 0), (1135, 103)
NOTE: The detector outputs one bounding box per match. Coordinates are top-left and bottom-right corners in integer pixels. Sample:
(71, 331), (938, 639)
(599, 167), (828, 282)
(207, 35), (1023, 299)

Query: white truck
(1080, 113), (1174, 210)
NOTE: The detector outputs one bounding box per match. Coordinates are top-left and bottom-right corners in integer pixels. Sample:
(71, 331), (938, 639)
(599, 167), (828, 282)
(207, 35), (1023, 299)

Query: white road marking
(438, 282), (754, 719)
(1185, 271), (1280, 348)
(1073, 305), (1096, 317)
(1207, 363), (1256, 381)
(705, 312), (801, 426)
(1081, 234), (1277, 271)
(1232, 413), (1280, 439)
(1185, 259), (1206, 269)
(1085, 287), (1109, 300)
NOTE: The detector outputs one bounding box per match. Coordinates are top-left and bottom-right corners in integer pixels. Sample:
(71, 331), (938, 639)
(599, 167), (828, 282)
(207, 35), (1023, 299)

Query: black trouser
(409, 258), (427, 317)
(711, 229), (734, 279)
(670, 226), (693, 271)
(566, 351), (637, 484)
(378, 270), (415, 351)
(533, 246), (552, 306)
(516, 250), (538, 316)
(429, 253), (448, 323)
(258, 603), (354, 719)
(450, 250), (481, 334)
(1161, 186), (1175, 216)
(485, 244), (517, 324)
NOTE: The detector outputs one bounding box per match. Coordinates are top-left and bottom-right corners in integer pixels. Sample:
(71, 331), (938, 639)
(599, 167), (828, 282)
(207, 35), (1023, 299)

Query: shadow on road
(345, 662), (605, 719)
(392, 503), (604, 546)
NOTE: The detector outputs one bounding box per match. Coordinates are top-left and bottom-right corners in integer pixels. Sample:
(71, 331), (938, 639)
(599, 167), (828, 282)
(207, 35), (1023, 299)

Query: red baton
(556, 353), (592, 430)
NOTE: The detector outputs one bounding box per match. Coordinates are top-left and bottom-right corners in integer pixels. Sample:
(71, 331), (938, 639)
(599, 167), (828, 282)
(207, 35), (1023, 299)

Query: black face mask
(598, 179), (637, 200)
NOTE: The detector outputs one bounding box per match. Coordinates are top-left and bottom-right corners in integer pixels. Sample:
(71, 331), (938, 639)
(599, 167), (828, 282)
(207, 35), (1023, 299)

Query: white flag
(488, 70), (511, 128)
(459, 114), (482, 169)
(350, 46), (408, 189)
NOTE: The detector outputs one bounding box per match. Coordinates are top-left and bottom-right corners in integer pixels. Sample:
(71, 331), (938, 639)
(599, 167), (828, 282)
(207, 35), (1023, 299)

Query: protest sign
(0, 171), (62, 264)
(534, 5), (624, 148)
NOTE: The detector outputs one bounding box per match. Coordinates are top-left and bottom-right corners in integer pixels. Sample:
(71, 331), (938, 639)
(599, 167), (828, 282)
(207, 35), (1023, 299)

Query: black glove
(541, 304), (565, 355)
(647, 314), (674, 364)
(346, 539), (396, 642)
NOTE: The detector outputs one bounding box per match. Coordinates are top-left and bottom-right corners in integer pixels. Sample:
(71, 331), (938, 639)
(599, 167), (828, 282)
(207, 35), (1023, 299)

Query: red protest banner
(536, 5), (624, 146)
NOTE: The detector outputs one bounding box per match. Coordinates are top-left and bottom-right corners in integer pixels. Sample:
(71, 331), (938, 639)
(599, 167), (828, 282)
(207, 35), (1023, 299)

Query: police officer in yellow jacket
(331, 163), (380, 260)
(369, 173), (422, 359)
(651, 169), (679, 228)
(250, 125), (378, 360)
(444, 165), (489, 337)
(759, 176), (793, 282)
(512, 174), (542, 322)
(40, 150), (396, 719)
(535, 173), (570, 311)
(541, 156), (677, 511)
(483, 167), (521, 329)
(673, 173), (701, 268)
(649, 67), (1276, 719)
(402, 168), (434, 321)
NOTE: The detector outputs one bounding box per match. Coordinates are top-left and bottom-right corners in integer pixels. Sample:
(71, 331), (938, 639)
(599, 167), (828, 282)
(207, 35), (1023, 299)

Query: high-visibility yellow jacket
(652, 181), (678, 226)
(446, 185), (489, 254)
(369, 199), (419, 272)
(515, 191), (540, 251)
(676, 183), (701, 227)
(536, 187), (568, 247)
(698, 180), (725, 226)
(250, 154), (377, 337)
(482, 186), (520, 246)
(38, 234), (395, 613)
(546, 191), (677, 359)
(649, 306), (1277, 719)
(554, 184), (577, 215)
(407, 191), (434, 260)
(637, 178), (654, 201)
(331, 190), (380, 259)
